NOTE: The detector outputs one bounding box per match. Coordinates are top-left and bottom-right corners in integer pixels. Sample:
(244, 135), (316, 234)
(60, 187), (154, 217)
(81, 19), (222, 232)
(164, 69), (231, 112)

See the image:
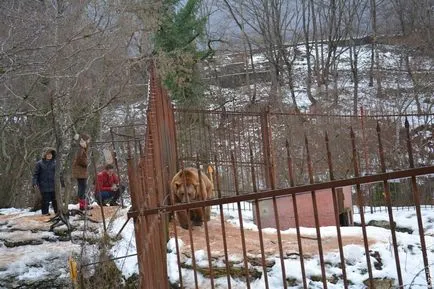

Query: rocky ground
(0, 206), (124, 289)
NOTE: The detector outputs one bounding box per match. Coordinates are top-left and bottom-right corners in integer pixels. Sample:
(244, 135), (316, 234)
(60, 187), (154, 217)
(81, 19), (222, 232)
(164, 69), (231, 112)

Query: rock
(363, 278), (394, 289)
(246, 255), (275, 268)
(0, 255), (73, 289)
(366, 220), (413, 234)
(370, 251), (383, 270)
(4, 239), (43, 247)
(395, 226), (413, 234)
(0, 210), (120, 288)
(367, 220), (393, 229)
(181, 262), (262, 282)
(286, 277), (298, 286)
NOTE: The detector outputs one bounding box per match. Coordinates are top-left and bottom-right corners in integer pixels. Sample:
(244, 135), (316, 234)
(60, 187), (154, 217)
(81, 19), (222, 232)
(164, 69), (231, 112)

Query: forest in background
(0, 0), (433, 208)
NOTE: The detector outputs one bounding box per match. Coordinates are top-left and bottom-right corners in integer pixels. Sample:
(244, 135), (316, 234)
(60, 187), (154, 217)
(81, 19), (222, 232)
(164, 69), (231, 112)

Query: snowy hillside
(205, 43), (433, 114)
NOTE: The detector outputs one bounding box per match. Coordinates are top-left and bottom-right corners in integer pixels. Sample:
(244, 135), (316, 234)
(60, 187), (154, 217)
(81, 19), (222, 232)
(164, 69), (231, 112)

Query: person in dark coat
(32, 147), (58, 216)
(72, 133), (91, 210)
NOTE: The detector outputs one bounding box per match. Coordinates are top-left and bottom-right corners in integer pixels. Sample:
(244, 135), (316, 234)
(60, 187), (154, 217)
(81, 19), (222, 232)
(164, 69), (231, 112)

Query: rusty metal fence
(126, 63), (177, 289)
(130, 119), (434, 289)
(175, 108), (434, 207)
(126, 64), (434, 289)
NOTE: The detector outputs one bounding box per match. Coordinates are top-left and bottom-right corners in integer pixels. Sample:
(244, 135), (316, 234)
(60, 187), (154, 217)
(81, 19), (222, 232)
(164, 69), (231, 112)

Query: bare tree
(389, 0), (434, 114)
(0, 0), (151, 207)
(301, 0), (314, 105)
(222, 0), (304, 110)
(221, 0), (258, 104)
(308, 0), (348, 105)
(342, 0), (370, 115)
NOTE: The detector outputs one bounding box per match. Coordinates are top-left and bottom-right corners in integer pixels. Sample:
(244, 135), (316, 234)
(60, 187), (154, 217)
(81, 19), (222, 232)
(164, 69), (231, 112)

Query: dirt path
(169, 219), (376, 259)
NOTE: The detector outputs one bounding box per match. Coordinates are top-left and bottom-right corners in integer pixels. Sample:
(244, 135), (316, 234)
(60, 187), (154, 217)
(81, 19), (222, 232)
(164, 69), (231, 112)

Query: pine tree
(154, 0), (212, 106)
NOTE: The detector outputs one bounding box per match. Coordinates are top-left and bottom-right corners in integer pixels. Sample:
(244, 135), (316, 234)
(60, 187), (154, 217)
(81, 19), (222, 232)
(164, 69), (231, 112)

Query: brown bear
(170, 167), (214, 229)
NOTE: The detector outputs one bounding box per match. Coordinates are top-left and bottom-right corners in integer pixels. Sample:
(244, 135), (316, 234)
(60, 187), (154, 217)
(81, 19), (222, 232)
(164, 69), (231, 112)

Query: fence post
(260, 107), (275, 190)
(128, 62), (177, 289)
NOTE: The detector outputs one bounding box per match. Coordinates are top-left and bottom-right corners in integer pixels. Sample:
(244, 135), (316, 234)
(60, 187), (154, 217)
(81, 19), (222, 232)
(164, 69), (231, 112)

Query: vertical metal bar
(168, 166), (183, 289)
(376, 122), (404, 287)
(150, 104), (169, 289)
(132, 123), (139, 164)
(92, 149), (106, 233)
(360, 106), (370, 174)
(304, 135), (327, 289)
(405, 118), (432, 288)
(127, 144), (148, 288)
(231, 152), (251, 289)
(187, 206), (198, 288)
(268, 140), (287, 289)
(214, 155), (232, 289)
(147, 215), (159, 288)
(325, 132), (348, 288)
(155, 65), (169, 288)
(271, 195), (287, 289)
(172, 107), (180, 172)
(138, 139), (144, 158)
(261, 107), (275, 189)
(239, 113), (246, 193)
(286, 140), (307, 289)
(196, 160), (215, 289)
(360, 107), (374, 214)
(250, 145), (269, 289)
(110, 128), (123, 207)
(145, 220), (154, 289)
(178, 162), (199, 289)
(351, 128), (374, 288)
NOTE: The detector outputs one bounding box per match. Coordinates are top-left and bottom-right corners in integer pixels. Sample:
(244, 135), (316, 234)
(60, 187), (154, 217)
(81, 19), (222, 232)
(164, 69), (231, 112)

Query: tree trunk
(302, 0), (314, 105)
(223, 0), (257, 104)
(310, 0), (321, 86)
(350, 45), (359, 115)
(369, 0), (376, 87)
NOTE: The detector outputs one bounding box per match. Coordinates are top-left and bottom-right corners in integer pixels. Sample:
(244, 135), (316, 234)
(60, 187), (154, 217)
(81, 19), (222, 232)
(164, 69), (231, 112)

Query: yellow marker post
(68, 256), (78, 286)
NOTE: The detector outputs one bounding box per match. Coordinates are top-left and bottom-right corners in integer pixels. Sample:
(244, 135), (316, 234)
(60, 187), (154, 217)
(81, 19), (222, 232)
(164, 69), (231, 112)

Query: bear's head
(173, 181), (198, 203)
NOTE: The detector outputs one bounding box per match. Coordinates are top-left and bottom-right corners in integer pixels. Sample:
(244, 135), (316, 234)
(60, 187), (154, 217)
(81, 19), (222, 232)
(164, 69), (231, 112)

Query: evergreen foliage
(154, 0), (212, 106)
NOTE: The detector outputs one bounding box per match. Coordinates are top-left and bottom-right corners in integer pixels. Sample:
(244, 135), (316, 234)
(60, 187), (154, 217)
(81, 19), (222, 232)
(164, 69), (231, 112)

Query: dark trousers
(77, 178), (87, 199)
(95, 185), (125, 205)
(41, 191), (58, 215)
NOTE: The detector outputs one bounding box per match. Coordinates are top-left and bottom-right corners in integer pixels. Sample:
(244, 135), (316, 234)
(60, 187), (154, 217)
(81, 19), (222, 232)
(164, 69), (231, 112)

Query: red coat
(95, 170), (119, 192)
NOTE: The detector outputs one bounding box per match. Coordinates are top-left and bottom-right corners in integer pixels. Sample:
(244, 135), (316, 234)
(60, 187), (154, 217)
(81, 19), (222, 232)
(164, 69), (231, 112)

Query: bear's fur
(170, 167), (214, 229)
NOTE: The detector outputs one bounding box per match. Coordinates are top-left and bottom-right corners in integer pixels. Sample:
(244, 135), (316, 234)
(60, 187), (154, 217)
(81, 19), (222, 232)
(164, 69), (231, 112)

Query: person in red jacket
(94, 164), (123, 206)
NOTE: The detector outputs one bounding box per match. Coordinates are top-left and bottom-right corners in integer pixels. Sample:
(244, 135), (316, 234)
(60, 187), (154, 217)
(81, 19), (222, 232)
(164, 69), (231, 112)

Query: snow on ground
(2, 202), (434, 288)
(0, 204), (130, 288)
(0, 207), (82, 287)
(163, 203), (434, 288)
(109, 213), (138, 279)
(216, 43), (433, 114)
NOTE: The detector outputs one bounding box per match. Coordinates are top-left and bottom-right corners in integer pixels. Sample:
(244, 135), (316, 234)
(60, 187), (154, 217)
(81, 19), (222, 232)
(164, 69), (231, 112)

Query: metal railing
(128, 102), (434, 288)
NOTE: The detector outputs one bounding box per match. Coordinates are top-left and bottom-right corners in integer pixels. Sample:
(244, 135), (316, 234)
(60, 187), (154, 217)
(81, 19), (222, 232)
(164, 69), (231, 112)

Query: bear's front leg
(191, 208), (204, 226)
(177, 210), (190, 229)
(204, 206), (211, 222)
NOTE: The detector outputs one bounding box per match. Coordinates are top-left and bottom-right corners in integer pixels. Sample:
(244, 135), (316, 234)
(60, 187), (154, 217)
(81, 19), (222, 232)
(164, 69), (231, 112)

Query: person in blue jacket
(32, 147), (59, 216)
